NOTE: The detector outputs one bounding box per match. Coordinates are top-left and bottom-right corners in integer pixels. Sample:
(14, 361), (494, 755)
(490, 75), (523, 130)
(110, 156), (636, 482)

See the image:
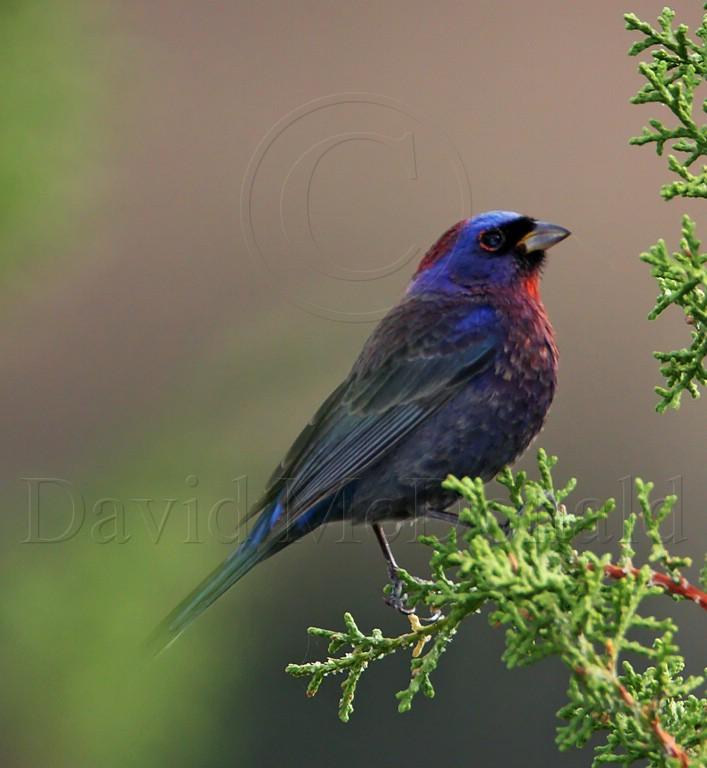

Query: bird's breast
(410, 298), (557, 485)
(348, 292), (558, 521)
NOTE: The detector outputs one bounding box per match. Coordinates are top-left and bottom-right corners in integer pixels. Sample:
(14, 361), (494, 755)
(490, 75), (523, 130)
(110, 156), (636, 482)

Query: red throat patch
(523, 274), (540, 301)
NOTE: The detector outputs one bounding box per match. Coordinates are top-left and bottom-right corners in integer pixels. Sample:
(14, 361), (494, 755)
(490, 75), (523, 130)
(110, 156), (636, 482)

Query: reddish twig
(575, 672), (693, 766)
(617, 681), (635, 708)
(651, 718), (690, 768)
(603, 563), (707, 610)
(617, 682), (691, 766)
(586, 565), (702, 766)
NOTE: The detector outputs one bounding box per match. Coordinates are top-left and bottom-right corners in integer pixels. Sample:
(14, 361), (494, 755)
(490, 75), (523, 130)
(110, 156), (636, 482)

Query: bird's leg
(428, 503), (513, 538)
(372, 523), (441, 622)
(428, 487), (559, 535)
(501, 490), (560, 535)
(425, 508), (464, 526)
(372, 523), (415, 615)
(544, 491), (559, 515)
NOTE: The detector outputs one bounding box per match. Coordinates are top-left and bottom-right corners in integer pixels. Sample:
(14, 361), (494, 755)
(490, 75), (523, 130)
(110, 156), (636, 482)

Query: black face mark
(477, 216), (544, 273)
(519, 248), (545, 273)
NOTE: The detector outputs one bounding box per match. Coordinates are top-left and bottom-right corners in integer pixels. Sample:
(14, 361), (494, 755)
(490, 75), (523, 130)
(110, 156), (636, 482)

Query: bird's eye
(479, 228), (505, 252)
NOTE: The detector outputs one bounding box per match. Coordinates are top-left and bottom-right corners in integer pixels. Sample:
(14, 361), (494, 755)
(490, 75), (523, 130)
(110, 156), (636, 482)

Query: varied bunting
(152, 211), (570, 652)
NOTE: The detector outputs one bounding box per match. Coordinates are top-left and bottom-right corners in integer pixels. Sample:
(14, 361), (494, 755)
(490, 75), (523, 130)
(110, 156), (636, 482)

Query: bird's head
(409, 211), (570, 299)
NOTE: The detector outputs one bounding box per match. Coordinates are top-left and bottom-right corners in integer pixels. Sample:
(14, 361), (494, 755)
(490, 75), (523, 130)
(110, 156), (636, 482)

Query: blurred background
(1, 1), (704, 766)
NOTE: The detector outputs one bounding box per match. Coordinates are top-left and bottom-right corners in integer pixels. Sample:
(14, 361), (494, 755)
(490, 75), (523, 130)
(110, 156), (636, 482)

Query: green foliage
(626, 7), (707, 410)
(640, 216), (706, 411)
(625, 7), (707, 195)
(287, 452), (706, 767)
(0, 0), (96, 277)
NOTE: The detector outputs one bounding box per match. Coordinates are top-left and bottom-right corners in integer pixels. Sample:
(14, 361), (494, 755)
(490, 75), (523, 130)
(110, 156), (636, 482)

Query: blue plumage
(151, 211), (570, 652)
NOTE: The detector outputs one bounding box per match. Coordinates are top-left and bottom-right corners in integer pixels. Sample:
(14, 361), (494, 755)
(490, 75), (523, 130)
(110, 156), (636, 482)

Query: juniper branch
(639, 216), (707, 411)
(626, 7), (707, 410)
(287, 451), (706, 767)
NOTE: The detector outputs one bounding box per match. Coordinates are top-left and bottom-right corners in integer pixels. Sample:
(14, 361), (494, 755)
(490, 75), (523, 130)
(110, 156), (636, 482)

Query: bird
(150, 210), (570, 653)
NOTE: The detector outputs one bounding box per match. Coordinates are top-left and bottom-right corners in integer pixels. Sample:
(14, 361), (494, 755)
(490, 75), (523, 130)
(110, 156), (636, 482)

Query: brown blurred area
(0, 2), (704, 767)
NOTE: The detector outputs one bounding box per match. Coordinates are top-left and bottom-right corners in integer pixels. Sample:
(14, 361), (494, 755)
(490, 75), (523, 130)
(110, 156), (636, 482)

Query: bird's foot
(384, 568), (442, 623)
(384, 568), (416, 615)
(418, 607), (443, 624)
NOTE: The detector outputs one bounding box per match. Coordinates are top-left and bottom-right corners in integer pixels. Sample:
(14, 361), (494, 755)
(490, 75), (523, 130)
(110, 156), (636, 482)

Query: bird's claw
(418, 607), (443, 623)
(384, 570), (416, 614)
(384, 569), (443, 623)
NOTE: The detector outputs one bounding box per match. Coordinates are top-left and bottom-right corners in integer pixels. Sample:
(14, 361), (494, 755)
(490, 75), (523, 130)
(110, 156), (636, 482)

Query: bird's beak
(518, 221), (571, 254)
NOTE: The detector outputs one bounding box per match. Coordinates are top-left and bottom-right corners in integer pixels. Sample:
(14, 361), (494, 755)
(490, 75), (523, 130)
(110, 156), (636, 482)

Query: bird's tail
(147, 537), (268, 656)
(147, 494), (332, 655)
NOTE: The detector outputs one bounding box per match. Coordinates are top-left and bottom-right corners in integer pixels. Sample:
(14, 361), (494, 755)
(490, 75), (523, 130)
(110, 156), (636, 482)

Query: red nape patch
(414, 221), (465, 276)
(522, 274), (540, 301)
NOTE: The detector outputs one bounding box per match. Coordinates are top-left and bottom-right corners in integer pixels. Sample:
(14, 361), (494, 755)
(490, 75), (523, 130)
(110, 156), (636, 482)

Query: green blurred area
(0, 311), (358, 766)
(0, 0), (95, 277)
(0, 3), (259, 766)
(0, 4), (204, 765)
(0, 12), (354, 754)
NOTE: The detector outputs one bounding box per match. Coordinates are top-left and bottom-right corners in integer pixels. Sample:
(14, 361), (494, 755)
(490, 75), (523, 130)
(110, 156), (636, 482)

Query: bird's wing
(148, 299), (498, 653)
(255, 298), (499, 526)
